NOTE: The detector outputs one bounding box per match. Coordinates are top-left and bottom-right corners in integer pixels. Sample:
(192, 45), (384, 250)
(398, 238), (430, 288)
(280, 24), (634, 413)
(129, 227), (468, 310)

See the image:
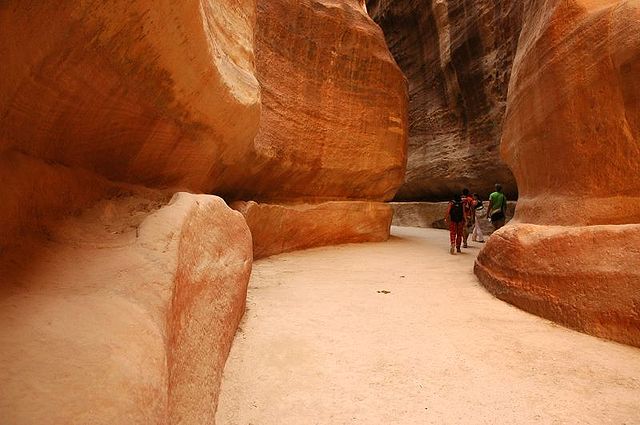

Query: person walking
(487, 183), (507, 231)
(471, 193), (485, 243)
(461, 188), (476, 248)
(445, 194), (465, 254)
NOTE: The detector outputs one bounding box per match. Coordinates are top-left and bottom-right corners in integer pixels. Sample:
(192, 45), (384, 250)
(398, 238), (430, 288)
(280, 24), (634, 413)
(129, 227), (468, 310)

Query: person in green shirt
(487, 183), (507, 230)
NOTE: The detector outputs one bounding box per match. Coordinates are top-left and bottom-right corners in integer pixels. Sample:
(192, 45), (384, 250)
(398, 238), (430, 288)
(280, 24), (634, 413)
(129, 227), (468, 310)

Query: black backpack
(449, 198), (464, 223)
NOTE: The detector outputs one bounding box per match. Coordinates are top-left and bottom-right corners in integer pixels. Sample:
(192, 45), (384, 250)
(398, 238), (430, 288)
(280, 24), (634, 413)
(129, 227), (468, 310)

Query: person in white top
(471, 193), (485, 243)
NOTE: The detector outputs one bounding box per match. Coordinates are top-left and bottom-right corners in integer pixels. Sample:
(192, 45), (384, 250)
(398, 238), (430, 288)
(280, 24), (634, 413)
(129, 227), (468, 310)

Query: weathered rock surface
(233, 201), (393, 259)
(475, 0), (640, 347)
(225, 0), (407, 202)
(0, 193), (253, 425)
(0, 1), (409, 421)
(0, 0), (260, 246)
(367, 0), (520, 200)
(391, 201), (515, 235)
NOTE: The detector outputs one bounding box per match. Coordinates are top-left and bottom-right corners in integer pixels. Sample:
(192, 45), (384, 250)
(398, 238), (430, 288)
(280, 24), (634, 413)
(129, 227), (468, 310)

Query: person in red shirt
(445, 194), (465, 254)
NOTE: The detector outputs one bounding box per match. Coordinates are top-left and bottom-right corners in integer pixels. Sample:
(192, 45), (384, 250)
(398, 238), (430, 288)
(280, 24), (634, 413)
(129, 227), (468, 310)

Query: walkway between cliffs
(216, 227), (640, 424)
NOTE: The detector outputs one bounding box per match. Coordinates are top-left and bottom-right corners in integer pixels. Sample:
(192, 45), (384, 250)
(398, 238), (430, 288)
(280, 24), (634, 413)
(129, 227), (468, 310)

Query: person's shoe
(450, 245), (456, 255)
(463, 243), (469, 248)
(456, 247), (462, 253)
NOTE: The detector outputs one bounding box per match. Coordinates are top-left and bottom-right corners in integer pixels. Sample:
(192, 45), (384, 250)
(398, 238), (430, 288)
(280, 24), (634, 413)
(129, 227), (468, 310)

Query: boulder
(232, 201), (393, 259)
(0, 193), (253, 424)
(475, 0), (640, 347)
(367, 0), (521, 200)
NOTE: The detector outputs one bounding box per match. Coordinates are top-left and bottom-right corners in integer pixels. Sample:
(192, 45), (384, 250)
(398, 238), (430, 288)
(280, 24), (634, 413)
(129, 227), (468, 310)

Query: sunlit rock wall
(224, 0), (407, 202)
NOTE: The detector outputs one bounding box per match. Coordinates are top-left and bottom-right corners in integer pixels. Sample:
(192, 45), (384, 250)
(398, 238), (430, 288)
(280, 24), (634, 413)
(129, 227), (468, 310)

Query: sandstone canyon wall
(229, 0), (408, 257)
(0, 0), (261, 248)
(475, 0), (640, 347)
(0, 0), (407, 423)
(228, 0), (407, 202)
(0, 1), (260, 423)
(367, 0), (521, 200)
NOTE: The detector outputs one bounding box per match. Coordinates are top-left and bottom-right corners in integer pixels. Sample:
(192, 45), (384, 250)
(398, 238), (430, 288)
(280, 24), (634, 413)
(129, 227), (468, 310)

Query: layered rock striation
(223, 0), (408, 202)
(1, 1), (408, 422)
(475, 0), (640, 347)
(367, 0), (521, 200)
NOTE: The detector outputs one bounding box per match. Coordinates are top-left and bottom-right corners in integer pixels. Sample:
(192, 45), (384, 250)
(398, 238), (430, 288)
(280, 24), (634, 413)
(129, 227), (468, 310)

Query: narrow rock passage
(216, 227), (640, 424)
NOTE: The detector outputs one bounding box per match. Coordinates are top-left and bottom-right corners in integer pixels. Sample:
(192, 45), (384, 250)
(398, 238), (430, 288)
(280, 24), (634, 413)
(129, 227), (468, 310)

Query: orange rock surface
(233, 201), (393, 259)
(0, 1), (408, 422)
(475, 0), (640, 346)
(0, 193), (253, 425)
(0, 0), (260, 245)
(223, 0), (408, 201)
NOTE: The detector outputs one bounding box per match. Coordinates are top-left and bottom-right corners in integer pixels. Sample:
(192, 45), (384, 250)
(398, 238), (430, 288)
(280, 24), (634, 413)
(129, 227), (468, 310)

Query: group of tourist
(445, 184), (507, 255)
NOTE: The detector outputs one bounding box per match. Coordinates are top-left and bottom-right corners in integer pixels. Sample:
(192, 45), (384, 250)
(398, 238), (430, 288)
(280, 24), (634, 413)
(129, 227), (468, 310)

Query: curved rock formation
(0, 1), (409, 422)
(367, 0), (520, 200)
(475, 0), (640, 347)
(0, 193), (253, 425)
(0, 0), (261, 246)
(223, 0), (407, 202)
(233, 201), (393, 259)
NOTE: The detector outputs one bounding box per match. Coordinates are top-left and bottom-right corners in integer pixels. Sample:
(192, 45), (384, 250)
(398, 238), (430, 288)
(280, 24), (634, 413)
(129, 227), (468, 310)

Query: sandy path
(216, 227), (640, 424)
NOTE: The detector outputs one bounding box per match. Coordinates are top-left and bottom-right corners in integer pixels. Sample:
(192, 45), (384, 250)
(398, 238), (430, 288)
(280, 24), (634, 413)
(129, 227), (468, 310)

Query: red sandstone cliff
(367, 0), (521, 200)
(475, 0), (640, 347)
(225, 0), (408, 202)
(0, 1), (408, 423)
(0, 0), (261, 247)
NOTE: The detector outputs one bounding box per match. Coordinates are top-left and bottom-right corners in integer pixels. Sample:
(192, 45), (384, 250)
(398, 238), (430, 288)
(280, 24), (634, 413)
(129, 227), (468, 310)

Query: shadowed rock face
(367, 0), (521, 200)
(476, 0), (640, 347)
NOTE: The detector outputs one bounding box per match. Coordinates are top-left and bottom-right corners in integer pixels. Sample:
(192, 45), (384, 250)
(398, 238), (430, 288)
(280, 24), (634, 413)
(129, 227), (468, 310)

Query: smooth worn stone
(475, 0), (640, 347)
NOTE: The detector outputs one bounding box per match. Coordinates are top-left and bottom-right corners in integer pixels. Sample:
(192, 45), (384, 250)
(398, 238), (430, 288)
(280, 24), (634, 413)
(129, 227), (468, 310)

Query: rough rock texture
(224, 0), (407, 202)
(0, 0), (260, 247)
(476, 224), (640, 348)
(390, 201), (515, 235)
(0, 193), (253, 425)
(475, 0), (640, 347)
(233, 201), (393, 259)
(367, 0), (520, 200)
(0, 1), (409, 421)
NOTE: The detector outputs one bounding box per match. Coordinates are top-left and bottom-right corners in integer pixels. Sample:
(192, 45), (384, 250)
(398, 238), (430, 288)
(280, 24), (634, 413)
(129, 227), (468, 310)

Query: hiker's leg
(449, 222), (456, 246)
(456, 223), (463, 248)
(475, 222), (484, 242)
(463, 223), (470, 246)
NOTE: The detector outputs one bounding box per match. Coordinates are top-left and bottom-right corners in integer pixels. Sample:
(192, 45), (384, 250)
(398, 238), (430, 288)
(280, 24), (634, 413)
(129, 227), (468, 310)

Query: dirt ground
(216, 227), (640, 424)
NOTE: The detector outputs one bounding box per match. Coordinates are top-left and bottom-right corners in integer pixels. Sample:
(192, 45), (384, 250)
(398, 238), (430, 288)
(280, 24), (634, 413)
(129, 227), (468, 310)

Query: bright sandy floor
(216, 227), (640, 425)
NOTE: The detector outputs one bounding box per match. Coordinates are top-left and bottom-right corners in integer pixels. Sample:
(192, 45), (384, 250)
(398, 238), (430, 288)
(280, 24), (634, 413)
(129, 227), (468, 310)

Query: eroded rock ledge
(474, 0), (640, 347)
(233, 201), (393, 259)
(0, 193), (253, 424)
